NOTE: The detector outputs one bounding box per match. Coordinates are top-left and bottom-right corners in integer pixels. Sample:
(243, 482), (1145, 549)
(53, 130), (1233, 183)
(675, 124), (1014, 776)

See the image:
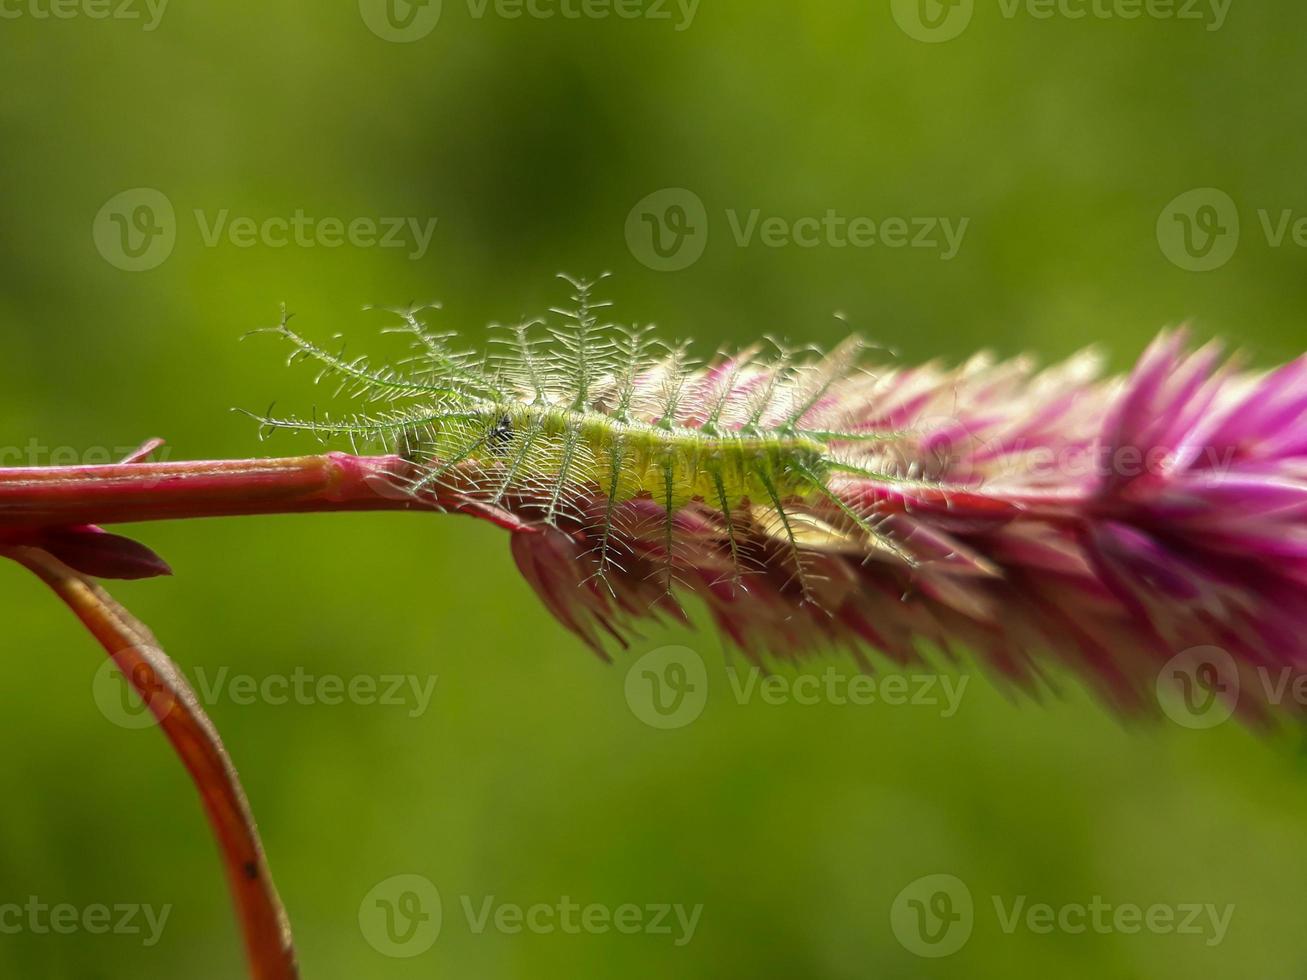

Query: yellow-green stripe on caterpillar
(246, 275), (917, 600)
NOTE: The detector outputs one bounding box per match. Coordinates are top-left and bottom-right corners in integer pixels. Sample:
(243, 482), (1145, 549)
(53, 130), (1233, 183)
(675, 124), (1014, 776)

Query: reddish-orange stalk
(9, 548), (298, 980)
(0, 451), (1081, 533)
(0, 452), (535, 533)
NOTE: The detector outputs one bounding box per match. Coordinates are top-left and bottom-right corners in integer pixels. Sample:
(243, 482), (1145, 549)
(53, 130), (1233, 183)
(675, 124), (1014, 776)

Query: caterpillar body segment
(393, 399), (832, 506)
(249, 280), (923, 608)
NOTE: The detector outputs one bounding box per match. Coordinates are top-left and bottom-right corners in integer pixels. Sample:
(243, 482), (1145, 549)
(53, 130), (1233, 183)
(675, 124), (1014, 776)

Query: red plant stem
(0, 451), (1090, 532)
(8, 548), (298, 980)
(0, 452), (532, 533)
(0, 453), (415, 525)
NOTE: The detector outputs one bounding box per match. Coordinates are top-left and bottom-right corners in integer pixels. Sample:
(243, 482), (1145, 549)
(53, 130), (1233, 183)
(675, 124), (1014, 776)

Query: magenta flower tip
(502, 327), (1307, 721)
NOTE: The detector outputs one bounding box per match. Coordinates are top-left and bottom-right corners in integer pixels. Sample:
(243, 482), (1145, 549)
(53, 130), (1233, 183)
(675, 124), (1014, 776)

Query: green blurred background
(3, 1), (1307, 977)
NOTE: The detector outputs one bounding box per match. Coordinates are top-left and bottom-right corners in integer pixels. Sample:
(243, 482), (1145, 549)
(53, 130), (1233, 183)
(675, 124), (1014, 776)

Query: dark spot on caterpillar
(488, 415), (514, 454)
(251, 284), (914, 596)
(243, 861), (259, 881)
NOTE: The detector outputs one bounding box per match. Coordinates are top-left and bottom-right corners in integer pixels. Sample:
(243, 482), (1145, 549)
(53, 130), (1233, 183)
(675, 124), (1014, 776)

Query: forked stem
(9, 548), (298, 980)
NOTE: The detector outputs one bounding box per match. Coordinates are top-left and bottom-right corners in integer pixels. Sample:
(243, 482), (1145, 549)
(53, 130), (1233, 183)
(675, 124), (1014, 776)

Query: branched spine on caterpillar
(244, 275), (927, 606)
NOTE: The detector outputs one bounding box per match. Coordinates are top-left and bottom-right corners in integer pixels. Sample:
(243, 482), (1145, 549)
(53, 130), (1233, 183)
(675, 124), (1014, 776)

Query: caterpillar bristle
(249, 277), (936, 640)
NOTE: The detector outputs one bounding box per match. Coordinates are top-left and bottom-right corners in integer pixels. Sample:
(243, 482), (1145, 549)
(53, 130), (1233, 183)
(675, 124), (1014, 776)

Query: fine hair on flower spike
(246, 275), (1307, 724)
(245, 274), (922, 601)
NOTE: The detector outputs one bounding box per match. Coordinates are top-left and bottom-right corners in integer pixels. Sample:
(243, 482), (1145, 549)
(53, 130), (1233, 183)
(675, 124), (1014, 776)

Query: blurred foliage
(3, 2), (1307, 977)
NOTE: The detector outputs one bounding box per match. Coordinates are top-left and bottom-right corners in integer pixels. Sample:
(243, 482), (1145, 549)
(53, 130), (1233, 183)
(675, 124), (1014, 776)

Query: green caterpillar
(247, 275), (918, 600)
